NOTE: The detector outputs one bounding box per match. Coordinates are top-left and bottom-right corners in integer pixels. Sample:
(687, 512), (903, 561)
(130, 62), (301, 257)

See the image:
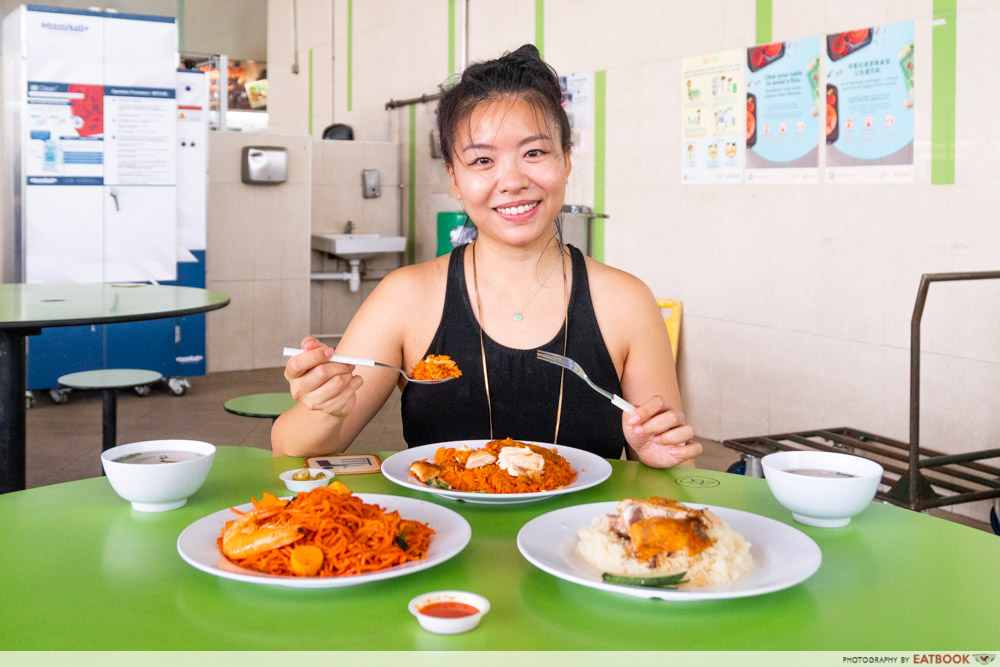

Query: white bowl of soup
(101, 440), (216, 512)
(761, 451), (883, 527)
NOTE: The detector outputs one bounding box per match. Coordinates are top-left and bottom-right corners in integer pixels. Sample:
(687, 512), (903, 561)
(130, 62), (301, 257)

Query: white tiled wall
(255, 0), (1000, 521)
(205, 132), (312, 371)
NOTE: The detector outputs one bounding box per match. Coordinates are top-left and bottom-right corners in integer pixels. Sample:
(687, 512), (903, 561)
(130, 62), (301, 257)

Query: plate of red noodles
(382, 439), (613, 504)
(176, 490), (471, 588)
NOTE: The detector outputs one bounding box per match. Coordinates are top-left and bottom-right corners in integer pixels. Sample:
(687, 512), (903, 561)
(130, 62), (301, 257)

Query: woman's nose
(496, 159), (529, 193)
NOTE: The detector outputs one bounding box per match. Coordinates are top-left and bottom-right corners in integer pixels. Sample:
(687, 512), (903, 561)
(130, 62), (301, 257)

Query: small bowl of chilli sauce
(408, 590), (490, 635)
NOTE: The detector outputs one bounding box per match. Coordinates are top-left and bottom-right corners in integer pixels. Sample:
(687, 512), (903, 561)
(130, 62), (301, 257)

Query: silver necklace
(478, 253), (560, 322)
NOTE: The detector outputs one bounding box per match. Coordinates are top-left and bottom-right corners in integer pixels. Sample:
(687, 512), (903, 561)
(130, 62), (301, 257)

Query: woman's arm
(590, 262), (700, 468)
(270, 265), (430, 457)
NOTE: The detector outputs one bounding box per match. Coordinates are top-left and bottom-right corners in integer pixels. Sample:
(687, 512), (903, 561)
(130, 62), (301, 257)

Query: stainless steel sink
(311, 233), (406, 260)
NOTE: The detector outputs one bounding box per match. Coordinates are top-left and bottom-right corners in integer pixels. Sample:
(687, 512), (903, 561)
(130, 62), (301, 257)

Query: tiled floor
(23, 368), (993, 534)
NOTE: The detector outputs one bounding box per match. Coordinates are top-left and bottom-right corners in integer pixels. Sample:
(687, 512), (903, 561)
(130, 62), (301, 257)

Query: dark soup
(114, 451), (202, 464)
(788, 468), (855, 478)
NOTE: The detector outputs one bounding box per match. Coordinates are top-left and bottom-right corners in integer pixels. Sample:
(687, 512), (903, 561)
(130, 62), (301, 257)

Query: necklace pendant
(513, 312), (523, 322)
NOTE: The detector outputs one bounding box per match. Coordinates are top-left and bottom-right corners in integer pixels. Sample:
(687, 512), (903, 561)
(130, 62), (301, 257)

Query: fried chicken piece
(409, 461), (442, 483)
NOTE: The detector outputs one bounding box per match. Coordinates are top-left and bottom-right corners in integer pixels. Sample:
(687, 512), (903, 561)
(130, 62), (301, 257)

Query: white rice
(576, 510), (753, 588)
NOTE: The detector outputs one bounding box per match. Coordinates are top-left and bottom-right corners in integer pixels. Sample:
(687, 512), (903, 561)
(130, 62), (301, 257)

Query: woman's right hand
(284, 336), (364, 419)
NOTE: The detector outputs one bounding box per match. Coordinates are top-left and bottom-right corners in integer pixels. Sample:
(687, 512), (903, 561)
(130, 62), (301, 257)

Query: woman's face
(446, 96), (571, 249)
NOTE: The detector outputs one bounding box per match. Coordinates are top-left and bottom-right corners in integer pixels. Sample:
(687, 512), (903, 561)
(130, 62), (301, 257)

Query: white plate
(176, 494), (471, 588)
(517, 502), (821, 601)
(381, 440), (613, 504)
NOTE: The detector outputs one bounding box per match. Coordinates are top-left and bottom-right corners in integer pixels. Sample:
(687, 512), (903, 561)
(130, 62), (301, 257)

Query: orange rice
(410, 354), (462, 380)
(427, 437), (577, 493)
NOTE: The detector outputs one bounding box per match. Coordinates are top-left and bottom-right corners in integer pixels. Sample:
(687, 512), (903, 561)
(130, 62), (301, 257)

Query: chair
(57, 368), (163, 458)
(223, 392), (297, 423)
(657, 298), (683, 362)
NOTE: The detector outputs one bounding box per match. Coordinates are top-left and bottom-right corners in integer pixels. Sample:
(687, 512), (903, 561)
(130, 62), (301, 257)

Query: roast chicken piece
(599, 497), (717, 562)
(409, 461), (443, 483)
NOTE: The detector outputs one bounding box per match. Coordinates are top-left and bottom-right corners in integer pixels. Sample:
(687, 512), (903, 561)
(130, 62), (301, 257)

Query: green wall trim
(535, 0), (544, 59)
(448, 0), (456, 77)
(347, 0), (353, 112)
(176, 0), (184, 51)
(932, 0), (957, 185)
(408, 105), (417, 265)
(592, 70), (606, 263)
(308, 48), (314, 136)
(755, 0), (772, 45)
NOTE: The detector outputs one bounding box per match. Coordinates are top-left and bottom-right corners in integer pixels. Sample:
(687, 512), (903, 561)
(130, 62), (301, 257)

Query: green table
(0, 446), (995, 650)
(0, 283), (230, 493)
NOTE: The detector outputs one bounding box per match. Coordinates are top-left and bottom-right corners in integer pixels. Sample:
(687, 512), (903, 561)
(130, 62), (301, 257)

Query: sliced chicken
(465, 449), (497, 469)
(497, 446), (545, 481)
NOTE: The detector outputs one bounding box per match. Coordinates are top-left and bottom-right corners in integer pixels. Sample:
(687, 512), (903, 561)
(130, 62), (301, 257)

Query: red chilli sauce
(418, 601), (479, 618)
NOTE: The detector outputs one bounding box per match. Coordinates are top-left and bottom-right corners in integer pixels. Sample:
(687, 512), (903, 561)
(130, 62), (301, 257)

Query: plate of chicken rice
(381, 439), (613, 504)
(517, 498), (821, 600)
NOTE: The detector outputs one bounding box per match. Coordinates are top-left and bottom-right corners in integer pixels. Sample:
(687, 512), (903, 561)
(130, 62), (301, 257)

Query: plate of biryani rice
(517, 498), (821, 600)
(381, 439), (613, 504)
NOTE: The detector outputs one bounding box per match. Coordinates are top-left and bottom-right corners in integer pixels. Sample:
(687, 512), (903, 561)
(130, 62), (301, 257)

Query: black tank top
(401, 244), (627, 459)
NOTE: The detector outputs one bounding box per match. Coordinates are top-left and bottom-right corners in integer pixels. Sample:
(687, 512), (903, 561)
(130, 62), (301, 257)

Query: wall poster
(681, 49), (745, 184)
(825, 21), (915, 183)
(745, 37), (821, 184)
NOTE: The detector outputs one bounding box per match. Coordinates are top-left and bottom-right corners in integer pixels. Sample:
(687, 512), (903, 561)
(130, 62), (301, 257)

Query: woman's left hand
(622, 396), (701, 468)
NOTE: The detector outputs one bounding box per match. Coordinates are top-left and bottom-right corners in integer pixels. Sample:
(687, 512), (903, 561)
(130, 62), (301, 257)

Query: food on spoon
(576, 497), (753, 588)
(408, 438), (576, 493)
(218, 483), (434, 577)
(410, 354), (462, 380)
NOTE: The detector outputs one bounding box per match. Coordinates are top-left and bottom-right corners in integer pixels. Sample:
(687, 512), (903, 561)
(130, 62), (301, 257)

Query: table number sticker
(306, 454), (382, 474)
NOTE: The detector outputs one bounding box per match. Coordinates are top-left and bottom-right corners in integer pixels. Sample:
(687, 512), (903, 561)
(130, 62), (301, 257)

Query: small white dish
(279, 468), (334, 493)
(102, 439), (215, 512)
(408, 590), (490, 634)
(762, 451), (883, 527)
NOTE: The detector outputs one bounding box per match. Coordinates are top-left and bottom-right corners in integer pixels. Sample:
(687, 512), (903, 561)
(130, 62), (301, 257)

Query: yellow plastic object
(656, 299), (682, 361)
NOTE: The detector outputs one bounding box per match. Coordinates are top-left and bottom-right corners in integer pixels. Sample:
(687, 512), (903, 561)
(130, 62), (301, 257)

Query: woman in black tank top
(273, 45), (699, 468)
(401, 244), (626, 458)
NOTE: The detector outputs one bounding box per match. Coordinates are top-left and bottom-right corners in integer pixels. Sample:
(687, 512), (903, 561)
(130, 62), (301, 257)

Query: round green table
(0, 283), (230, 493)
(0, 446), (996, 651)
(58, 368), (165, 454)
(223, 392), (297, 422)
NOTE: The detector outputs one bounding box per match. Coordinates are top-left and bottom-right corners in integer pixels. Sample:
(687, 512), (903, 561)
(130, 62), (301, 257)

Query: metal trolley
(723, 271), (1000, 533)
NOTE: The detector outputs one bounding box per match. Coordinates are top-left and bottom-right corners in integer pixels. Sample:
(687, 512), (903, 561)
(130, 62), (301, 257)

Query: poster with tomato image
(681, 49), (745, 184)
(825, 21), (914, 183)
(745, 37), (821, 184)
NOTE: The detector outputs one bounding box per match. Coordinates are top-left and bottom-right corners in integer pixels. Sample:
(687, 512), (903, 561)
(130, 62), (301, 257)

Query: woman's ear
(563, 147), (573, 182)
(446, 163), (461, 200)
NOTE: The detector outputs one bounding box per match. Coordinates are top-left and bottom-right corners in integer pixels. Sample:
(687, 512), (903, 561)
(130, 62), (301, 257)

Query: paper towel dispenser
(241, 146), (288, 184)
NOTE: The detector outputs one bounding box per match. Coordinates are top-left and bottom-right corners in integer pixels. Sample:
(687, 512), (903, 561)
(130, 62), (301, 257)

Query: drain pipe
(311, 259), (362, 292)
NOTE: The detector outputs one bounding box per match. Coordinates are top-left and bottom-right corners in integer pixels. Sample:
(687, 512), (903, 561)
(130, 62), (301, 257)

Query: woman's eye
(471, 156), (492, 166)
(525, 149), (545, 158)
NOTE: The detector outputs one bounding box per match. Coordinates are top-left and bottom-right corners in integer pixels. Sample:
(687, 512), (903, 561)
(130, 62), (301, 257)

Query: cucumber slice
(601, 572), (689, 588)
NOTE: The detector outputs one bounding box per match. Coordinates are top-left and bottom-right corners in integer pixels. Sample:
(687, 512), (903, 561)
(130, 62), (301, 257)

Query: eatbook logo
(974, 656), (995, 665)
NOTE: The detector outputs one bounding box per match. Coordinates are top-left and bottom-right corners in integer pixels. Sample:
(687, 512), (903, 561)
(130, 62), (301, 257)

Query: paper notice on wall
(681, 49), (745, 184)
(745, 37), (821, 184)
(825, 21), (914, 184)
(103, 86), (176, 186)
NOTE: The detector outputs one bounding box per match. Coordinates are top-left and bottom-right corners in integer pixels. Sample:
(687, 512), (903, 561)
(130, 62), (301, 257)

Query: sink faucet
(344, 220), (356, 234)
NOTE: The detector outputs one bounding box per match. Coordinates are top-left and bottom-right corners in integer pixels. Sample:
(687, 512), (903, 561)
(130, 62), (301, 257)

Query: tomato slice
(832, 35), (847, 55)
(751, 48), (765, 68)
(763, 42), (782, 56)
(826, 104), (837, 135)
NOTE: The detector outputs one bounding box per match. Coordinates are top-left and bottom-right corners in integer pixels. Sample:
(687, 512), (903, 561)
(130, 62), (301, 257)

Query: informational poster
(681, 49), (745, 184)
(103, 86), (177, 185)
(745, 37), (821, 184)
(825, 21), (915, 183)
(560, 71), (594, 130)
(25, 82), (105, 185)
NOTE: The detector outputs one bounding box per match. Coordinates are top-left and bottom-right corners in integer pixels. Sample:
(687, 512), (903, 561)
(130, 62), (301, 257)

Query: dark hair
(437, 44), (571, 165)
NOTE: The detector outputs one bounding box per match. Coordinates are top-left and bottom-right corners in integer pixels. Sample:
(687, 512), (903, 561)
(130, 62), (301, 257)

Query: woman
(272, 45), (699, 468)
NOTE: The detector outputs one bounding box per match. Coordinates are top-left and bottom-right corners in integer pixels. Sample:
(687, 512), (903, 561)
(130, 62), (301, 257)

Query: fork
(536, 350), (635, 413)
(282, 348), (457, 385)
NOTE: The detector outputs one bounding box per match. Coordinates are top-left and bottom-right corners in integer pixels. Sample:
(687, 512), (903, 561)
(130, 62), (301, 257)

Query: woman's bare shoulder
(584, 256), (656, 307)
